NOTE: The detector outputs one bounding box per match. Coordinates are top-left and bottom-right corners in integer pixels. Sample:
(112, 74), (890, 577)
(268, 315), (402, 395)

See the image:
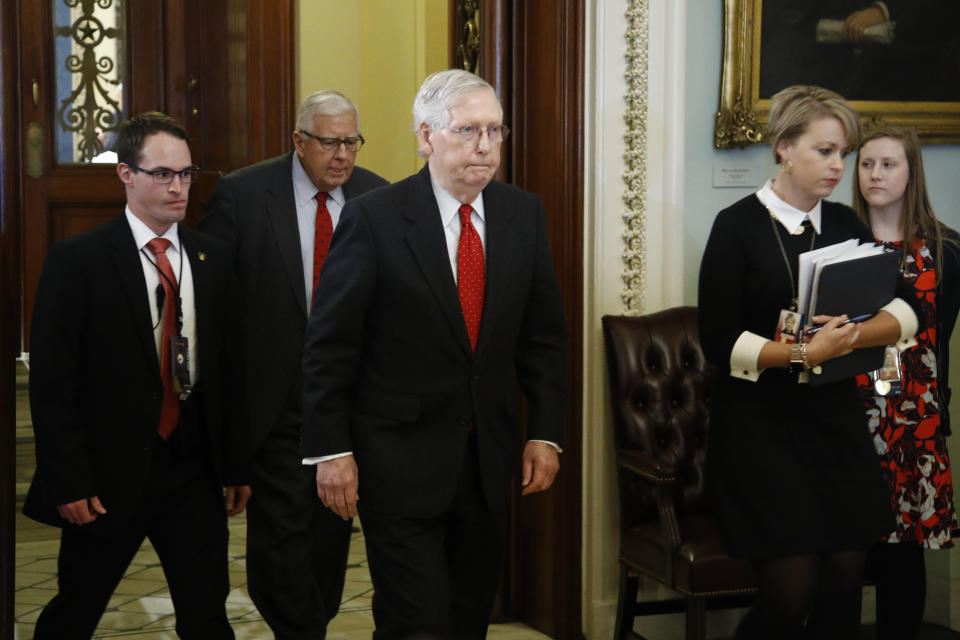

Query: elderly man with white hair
(301, 69), (569, 639)
(201, 90), (387, 640)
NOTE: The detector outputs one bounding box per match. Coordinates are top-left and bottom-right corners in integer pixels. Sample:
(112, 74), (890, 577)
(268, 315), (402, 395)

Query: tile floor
(13, 359), (549, 640)
(13, 516), (551, 640)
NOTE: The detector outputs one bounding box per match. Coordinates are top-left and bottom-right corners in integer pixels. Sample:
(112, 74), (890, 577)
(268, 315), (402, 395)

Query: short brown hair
(766, 86), (860, 163)
(115, 111), (189, 167)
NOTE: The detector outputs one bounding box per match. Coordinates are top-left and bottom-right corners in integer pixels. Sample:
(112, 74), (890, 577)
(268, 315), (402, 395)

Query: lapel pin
(198, 252), (206, 261)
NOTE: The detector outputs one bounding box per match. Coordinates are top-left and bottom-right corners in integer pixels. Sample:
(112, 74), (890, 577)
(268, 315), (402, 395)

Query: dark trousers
(359, 435), (507, 640)
(33, 433), (233, 640)
(870, 541), (927, 640)
(246, 419), (353, 640)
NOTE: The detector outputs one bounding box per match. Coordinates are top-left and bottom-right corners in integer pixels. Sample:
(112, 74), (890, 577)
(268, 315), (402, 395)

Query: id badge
(869, 345), (902, 396)
(775, 309), (802, 344)
(170, 335), (192, 398)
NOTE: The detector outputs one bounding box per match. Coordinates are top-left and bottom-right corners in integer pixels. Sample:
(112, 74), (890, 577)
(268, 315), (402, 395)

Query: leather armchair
(602, 307), (755, 640)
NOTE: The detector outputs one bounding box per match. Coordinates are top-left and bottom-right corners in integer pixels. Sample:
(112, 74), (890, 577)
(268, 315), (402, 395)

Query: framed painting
(715, 0), (960, 148)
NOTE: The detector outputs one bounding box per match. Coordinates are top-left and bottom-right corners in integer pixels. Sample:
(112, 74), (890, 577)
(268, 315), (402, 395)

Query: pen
(804, 313), (875, 336)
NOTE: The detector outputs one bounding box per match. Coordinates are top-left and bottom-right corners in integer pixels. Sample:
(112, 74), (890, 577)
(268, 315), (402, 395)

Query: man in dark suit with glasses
(201, 90), (387, 639)
(25, 111), (249, 639)
(302, 70), (568, 640)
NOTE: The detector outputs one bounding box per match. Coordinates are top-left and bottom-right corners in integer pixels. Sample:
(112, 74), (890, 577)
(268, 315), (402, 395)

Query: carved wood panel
(1, 4), (294, 638)
(17, 0), (294, 347)
(478, 1), (585, 637)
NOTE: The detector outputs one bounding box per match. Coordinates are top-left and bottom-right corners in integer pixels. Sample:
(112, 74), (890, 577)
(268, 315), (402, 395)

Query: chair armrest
(616, 449), (678, 485)
(616, 449), (683, 549)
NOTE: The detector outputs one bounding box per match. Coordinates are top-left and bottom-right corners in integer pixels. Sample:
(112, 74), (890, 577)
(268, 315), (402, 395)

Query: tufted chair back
(603, 307), (755, 640)
(603, 307), (714, 530)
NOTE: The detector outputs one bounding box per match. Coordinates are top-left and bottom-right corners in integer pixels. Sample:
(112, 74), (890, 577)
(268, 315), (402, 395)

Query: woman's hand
(805, 314), (860, 366)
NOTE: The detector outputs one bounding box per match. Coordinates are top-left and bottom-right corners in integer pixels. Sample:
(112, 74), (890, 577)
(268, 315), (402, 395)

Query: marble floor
(14, 514), (551, 640)
(12, 356), (549, 640)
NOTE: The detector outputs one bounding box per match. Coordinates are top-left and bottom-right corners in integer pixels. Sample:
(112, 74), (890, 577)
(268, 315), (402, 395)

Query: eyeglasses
(441, 124), (510, 144)
(129, 164), (201, 184)
(299, 130), (365, 152)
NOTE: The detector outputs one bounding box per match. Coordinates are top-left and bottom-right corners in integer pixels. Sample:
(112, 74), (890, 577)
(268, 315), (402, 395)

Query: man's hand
(520, 441), (560, 496)
(57, 497), (107, 525)
(224, 485), (252, 517)
(316, 455), (359, 520)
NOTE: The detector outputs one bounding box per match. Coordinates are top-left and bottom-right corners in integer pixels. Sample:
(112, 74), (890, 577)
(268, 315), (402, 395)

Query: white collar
(430, 178), (485, 228)
(756, 179), (822, 235)
(124, 206), (180, 251)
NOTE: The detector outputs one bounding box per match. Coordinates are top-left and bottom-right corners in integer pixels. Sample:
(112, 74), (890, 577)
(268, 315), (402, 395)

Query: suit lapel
(106, 216), (161, 374)
(266, 153), (308, 317)
(474, 183), (516, 358)
(402, 168), (474, 356)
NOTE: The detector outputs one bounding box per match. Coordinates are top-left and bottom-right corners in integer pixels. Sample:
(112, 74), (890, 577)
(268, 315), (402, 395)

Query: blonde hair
(766, 85), (860, 163)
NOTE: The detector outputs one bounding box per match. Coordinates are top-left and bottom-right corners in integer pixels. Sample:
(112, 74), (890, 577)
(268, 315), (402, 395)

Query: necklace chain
(767, 209), (816, 312)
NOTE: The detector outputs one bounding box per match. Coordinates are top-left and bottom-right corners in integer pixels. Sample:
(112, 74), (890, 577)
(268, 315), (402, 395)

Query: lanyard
(140, 237), (185, 332)
(767, 210), (816, 312)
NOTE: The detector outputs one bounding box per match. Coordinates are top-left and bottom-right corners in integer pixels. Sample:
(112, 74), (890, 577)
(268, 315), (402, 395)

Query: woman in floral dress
(854, 126), (960, 640)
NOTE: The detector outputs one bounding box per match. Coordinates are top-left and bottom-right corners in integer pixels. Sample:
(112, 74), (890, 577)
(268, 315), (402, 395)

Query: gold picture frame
(715, 0), (960, 149)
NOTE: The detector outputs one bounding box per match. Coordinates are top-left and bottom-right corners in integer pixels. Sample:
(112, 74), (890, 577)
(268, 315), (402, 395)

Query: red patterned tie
(146, 238), (179, 439)
(311, 192), (332, 307)
(457, 204), (485, 351)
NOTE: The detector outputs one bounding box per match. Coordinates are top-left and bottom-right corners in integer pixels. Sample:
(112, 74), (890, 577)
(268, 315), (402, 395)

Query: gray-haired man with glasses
(302, 69), (567, 639)
(200, 91), (387, 639)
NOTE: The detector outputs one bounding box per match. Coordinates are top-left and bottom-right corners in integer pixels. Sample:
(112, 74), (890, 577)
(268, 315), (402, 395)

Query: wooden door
(2, 3), (294, 638)
(461, 1), (585, 636)
(17, 0), (294, 347)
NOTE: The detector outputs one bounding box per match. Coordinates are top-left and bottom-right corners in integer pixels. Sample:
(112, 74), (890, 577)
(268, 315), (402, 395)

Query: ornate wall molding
(621, 0), (648, 313)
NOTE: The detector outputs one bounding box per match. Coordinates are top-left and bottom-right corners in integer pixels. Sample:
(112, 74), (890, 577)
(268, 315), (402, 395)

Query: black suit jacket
(301, 165), (568, 519)
(24, 215), (245, 536)
(200, 152), (387, 451)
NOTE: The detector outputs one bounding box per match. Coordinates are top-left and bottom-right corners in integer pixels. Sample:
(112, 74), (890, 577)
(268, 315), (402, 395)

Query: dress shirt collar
(124, 206), (180, 251)
(292, 152), (345, 209)
(430, 177), (485, 228)
(756, 178), (822, 235)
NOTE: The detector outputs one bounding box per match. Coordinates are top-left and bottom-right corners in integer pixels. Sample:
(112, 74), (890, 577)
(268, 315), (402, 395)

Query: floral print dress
(857, 238), (956, 548)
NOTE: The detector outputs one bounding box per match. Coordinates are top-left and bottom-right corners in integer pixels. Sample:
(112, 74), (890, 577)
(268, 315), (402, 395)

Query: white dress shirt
(431, 178), (486, 279)
(125, 207), (198, 384)
(293, 153), (346, 311)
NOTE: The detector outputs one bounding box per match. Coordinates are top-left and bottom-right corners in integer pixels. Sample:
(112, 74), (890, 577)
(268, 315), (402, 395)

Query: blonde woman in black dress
(698, 86), (921, 639)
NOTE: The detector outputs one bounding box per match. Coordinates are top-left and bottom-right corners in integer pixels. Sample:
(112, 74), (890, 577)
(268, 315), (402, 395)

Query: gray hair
(296, 90), (361, 134)
(412, 69), (501, 132)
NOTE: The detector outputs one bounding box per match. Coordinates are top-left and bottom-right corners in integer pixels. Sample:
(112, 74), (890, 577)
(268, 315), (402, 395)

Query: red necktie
(457, 204), (485, 352)
(311, 192), (332, 307)
(146, 238), (179, 440)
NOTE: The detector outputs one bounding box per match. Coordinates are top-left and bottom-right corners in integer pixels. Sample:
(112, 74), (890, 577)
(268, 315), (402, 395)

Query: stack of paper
(797, 240), (900, 385)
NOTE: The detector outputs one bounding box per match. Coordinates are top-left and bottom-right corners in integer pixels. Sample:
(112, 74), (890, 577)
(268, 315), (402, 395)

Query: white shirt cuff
(880, 297), (918, 351)
(302, 451), (352, 465)
(303, 440), (562, 466)
(729, 331), (767, 382)
(531, 439), (562, 454)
